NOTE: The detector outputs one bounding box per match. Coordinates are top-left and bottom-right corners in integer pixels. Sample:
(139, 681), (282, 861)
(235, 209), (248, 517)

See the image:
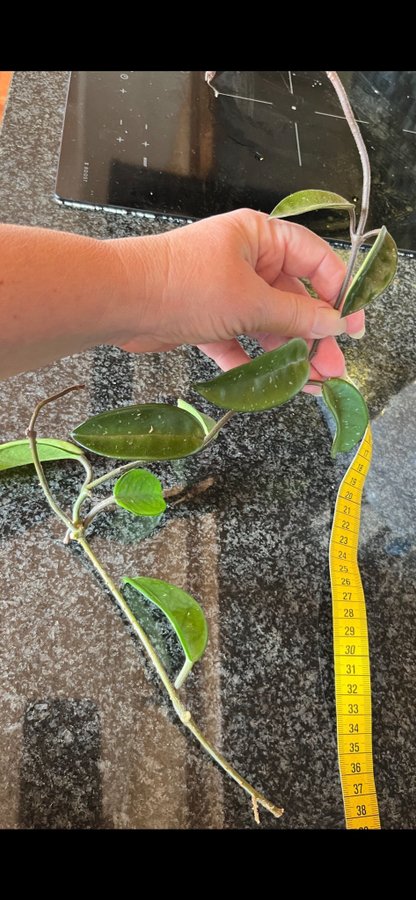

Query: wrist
(103, 232), (170, 347)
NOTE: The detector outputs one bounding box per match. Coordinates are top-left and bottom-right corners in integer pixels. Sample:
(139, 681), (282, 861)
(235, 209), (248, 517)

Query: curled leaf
(0, 438), (83, 472)
(193, 339), (309, 412)
(322, 378), (369, 457)
(114, 469), (166, 517)
(270, 189), (354, 219)
(71, 403), (206, 460)
(341, 227), (398, 317)
(123, 576), (208, 687)
(177, 399), (217, 436)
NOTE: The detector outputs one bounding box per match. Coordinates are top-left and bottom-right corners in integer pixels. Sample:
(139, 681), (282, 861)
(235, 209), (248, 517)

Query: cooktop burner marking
(314, 110), (369, 125)
(207, 83), (273, 106)
(205, 72), (273, 106)
(286, 71), (302, 168)
(294, 122), (302, 167)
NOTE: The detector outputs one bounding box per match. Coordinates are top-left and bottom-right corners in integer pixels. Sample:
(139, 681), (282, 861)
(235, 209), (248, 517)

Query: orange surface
(0, 72), (13, 125)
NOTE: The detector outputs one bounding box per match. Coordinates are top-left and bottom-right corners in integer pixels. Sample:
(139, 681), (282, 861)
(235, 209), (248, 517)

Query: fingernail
(311, 307), (346, 339)
(349, 325), (366, 340)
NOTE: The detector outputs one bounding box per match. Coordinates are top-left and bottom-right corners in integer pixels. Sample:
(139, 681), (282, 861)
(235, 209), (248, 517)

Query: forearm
(0, 210), (360, 384)
(0, 224), (160, 380)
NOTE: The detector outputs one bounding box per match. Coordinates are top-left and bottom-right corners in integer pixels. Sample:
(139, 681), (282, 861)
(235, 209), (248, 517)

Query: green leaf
(193, 338), (309, 412)
(322, 378), (369, 457)
(71, 403), (206, 460)
(123, 576), (208, 684)
(341, 227), (398, 317)
(177, 399), (217, 436)
(0, 438), (84, 472)
(114, 469), (166, 516)
(270, 189), (354, 219)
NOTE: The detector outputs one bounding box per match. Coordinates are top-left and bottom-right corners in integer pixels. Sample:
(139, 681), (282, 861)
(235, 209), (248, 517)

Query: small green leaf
(123, 576), (208, 684)
(0, 438), (84, 472)
(177, 399), (217, 436)
(322, 378), (369, 457)
(270, 189), (354, 219)
(341, 227), (398, 317)
(71, 403), (206, 460)
(193, 338), (309, 412)
(114, 469), (166, 517)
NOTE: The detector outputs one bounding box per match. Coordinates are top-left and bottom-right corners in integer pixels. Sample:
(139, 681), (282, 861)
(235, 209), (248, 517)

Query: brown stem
(27, 384), (86, 432)
(26, 384), (86, 530)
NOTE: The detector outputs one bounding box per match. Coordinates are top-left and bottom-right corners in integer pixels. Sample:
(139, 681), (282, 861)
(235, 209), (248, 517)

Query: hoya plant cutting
(0, 72), (397, 824)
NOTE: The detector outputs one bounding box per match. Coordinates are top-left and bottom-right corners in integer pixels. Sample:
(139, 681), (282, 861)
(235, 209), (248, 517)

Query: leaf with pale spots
(322, 378), (369, 457)
(71, 403), (206, 460)
(270, 189), (355, 219)
(193, 339), (309, 412)
(341, 227), (398, 316)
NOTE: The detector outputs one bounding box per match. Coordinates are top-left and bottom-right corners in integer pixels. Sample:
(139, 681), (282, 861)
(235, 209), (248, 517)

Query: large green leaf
(193, 339), (309, 412)
(71, 403), (206, 460)
(270, 189), (354, 219)
(0, 438), (84, 472)
(177, 399), (217, 436)
(341, 227), (398, 317)
(322, 378), (369, 457)
(123, 576), (208, 687)
(114, 469), (166, 516)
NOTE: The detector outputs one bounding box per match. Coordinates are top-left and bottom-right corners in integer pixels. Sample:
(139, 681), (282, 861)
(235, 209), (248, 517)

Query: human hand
(0, 212), (363, 382)
(115, 208), (364, 392)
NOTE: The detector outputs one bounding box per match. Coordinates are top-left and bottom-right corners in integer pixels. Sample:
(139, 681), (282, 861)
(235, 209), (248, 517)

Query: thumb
(244, 271), (346, 340)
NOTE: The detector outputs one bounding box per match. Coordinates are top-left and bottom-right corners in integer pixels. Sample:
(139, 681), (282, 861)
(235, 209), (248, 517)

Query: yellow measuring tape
(329, 425), (381, 829)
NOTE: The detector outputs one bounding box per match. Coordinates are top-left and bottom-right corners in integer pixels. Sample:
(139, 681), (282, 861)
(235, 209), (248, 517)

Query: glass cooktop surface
(55, 71), (416, 253)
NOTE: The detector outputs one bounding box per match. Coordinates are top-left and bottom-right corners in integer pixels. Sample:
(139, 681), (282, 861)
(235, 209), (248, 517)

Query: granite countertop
(0, 72), (415, 830)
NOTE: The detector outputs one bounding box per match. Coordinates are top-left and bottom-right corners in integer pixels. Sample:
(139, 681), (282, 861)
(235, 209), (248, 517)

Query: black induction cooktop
(55, 71), (416, 254)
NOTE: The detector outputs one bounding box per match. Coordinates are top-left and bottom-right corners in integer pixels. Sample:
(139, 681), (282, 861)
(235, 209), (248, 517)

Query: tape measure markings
(329, 425), (381, 830)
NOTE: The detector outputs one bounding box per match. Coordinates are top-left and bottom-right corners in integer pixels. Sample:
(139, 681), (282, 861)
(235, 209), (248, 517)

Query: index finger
(258, 217), (346, 304)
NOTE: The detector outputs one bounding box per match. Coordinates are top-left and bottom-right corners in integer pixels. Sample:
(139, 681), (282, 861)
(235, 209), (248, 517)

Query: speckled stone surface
(0, 72), (415, 830)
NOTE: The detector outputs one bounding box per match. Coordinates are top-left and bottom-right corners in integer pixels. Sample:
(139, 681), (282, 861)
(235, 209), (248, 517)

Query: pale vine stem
(309, 70), (374, 363)
(82, 495), (116, 529)
(26, 385), (283, 822)
(88, 459), (146, 491)
(202, 409), (235, 445)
